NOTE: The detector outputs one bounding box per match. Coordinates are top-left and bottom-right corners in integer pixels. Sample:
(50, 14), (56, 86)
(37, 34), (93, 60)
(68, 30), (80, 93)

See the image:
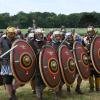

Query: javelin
(0, 45), (18, 58)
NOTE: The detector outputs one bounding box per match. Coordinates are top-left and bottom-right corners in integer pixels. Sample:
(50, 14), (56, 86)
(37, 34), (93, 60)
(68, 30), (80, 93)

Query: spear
(0, 45), (18, 58)
(58, 35), (78, 52)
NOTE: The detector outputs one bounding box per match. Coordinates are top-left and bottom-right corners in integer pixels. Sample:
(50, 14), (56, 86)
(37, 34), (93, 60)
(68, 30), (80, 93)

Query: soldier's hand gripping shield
(10, 39), (36, 83)
(73, 42), (90, 80)
(90, 36), (100, 73)
(58, 45), (76, 85)
(39, 45), (61, 89)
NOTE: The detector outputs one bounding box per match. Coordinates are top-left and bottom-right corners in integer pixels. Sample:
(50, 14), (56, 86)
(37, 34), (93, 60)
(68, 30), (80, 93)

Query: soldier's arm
(0, 42), (2, 66)
(0, 38), (2, 56)
(0, 38), (3, 61)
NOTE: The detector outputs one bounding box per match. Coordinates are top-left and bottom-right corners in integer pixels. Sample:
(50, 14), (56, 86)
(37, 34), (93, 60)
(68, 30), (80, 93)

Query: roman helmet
(65, 32), (74, 43)
(52, 30), (63, 42)
(34, 28), (44, 41)
(87, 26), (96, 38)
(6, 26), (16, 39)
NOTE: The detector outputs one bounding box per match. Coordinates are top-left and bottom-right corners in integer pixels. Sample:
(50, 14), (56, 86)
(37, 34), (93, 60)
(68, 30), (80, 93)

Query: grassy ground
(0, 80), (100, 100)
(22, 28), (100, 36)
(1, 28), (100, 36)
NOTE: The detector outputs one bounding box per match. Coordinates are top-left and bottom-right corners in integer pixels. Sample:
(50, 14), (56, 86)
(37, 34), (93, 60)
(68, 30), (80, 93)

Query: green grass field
(0, 80), (100, 100)
(20, 28), (100, 36)
(1, 28), (100, 36)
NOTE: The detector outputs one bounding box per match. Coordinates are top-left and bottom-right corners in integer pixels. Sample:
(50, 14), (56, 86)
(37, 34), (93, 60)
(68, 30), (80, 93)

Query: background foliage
(0, 12), (100, 29)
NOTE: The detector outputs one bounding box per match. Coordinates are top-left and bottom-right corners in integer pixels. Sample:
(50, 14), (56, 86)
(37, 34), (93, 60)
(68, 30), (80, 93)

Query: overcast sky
(0, 0), (100, 15)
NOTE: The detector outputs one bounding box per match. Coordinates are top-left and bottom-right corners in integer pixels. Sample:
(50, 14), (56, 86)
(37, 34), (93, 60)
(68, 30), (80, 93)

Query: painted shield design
(10, 39), (36, 83)
(39, 45), (61, 89)
(58, 45), (76, 85)
(90, 36), (100, 73)
(73, 42), (90, 80)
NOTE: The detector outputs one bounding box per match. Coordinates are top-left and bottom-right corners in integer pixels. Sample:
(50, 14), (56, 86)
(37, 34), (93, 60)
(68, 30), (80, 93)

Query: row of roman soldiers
(0, 26), (100, 100)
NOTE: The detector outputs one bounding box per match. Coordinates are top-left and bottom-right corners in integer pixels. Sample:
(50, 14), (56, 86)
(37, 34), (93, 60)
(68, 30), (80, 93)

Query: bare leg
(30, 79), (36, 94)
(5, 84), (13, 98)
(67, 85), (71, 93)
(89, 75), (94, 92)
(54, 81), (64, 100)
(75, 75), (83, 94)
(13, 79), (24, 90)
(95, 77), (100, 91)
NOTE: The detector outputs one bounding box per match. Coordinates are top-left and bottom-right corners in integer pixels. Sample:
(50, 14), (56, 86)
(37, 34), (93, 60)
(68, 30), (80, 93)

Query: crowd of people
(0, 25), (100, 100)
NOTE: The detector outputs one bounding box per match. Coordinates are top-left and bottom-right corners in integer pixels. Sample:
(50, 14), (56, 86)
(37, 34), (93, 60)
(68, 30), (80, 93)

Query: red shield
(39, 45), (61, 89)
(58, 45), (76, 85)
(90, 36), (100, 73)
(10, 39), (36, 83)
(73, 42), (90, 80)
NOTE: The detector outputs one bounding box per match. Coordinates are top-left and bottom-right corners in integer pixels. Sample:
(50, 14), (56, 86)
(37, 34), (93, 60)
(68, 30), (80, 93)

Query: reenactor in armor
(64, 32), (74, 93)
(73, 32), (86, 94)
(65, 30), (85, 94)
(15, 28), (23, 39)
(28, 28), (46, 100)
(50, 30), (65, 98)
(51, 30), (63, 50)
(61, 25), (66, 34)
(46, 29), (54, 43)
(0, 27), (19, 100)
(85, 26), (100, 92)
(27, 32), (34, 42)
(24, 27), (33, 39)
(26, 32), (36, 94)
(50, 30), (84, 96)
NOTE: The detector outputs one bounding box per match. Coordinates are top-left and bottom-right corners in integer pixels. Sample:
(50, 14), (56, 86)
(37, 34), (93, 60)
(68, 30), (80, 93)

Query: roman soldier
(65, 30), (85, 94)
(85, 26), (100, 92)
(0, 27), (18, 100)
(50, 30), (64, 98)
(28, 28), (46, 100)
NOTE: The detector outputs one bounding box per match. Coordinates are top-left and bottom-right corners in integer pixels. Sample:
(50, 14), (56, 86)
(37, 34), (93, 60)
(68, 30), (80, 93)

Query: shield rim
(39, 45), (61, 89)
(73, 41), (89, 80)
(10, 39), (36, 84)
(90, 36), (100, 74)
(58, 44), (76, 85)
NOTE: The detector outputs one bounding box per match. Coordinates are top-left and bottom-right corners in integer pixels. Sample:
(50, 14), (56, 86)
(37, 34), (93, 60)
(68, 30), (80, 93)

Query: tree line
(0, 11), (100, 29)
